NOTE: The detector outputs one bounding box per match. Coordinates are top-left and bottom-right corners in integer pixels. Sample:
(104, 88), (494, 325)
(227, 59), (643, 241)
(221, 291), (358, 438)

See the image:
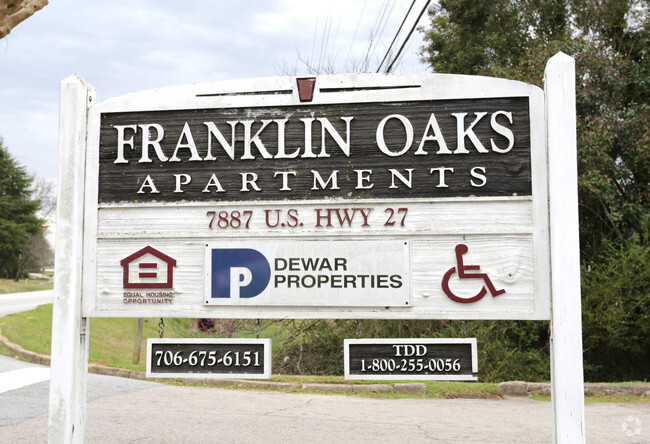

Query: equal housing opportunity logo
(120, 246), (176, 304)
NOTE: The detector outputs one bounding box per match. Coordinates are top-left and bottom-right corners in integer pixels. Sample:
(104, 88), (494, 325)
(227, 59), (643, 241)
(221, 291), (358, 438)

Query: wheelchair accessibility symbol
(442, 244), (506, 303)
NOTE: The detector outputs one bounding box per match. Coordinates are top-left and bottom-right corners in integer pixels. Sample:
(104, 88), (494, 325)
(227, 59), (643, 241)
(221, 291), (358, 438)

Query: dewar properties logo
(120, 246), (177, 304)
(204, 241), (408, 307)
(209, 248), (271, 300)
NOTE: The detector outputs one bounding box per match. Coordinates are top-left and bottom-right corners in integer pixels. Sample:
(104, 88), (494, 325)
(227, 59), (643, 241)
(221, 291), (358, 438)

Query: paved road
(1, 357), (649, 443)
(0, 355), (157, 428)
(0, 290), (53, 317)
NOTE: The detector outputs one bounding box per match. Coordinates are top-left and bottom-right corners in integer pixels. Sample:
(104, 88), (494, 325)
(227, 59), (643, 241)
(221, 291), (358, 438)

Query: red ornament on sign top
(296, 77), (316, 102)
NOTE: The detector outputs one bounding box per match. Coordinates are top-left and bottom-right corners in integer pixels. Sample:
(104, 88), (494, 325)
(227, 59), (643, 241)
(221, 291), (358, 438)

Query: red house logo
(120, 246), (176, 289)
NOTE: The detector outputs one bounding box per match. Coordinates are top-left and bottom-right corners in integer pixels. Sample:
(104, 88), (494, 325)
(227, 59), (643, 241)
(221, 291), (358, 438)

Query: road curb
(0, 330), (428, 395)
(3, 330), (648, 398)
(497, 380), (650, 398)
(0, 329), (51, 366)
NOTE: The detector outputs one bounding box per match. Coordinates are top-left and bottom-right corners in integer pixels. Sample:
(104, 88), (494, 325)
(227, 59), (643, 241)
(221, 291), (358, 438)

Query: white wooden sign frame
(49, 53), (584, 443)
(82, 72), (549, 320)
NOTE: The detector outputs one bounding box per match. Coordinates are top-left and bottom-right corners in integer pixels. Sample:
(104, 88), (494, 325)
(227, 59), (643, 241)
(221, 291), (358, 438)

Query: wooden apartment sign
(80, 73), (550, 320)
(53, 56), (586, 443)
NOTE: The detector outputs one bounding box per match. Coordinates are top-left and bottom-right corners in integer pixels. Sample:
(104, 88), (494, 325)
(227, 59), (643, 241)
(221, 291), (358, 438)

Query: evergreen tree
(419, 0), (649, 381)
(0, 138), (44, 279)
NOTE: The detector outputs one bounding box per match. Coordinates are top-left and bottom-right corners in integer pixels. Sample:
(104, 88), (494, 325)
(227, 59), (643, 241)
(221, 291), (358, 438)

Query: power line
(345, 0), (369, 68)
(310, 16), (319, 65)
(330, 15), (343, 70)
(368, 0), (397, 62)
(364, 0), (391, 66)
(317, 11), (332, 73)
(321, 12), (334, 72)
(385, 0), (431, 73)
(376, 0), (416, 73)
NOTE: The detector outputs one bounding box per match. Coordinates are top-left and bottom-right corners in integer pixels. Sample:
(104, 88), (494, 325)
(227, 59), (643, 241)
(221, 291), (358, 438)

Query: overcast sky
(0, 0), (432, 184)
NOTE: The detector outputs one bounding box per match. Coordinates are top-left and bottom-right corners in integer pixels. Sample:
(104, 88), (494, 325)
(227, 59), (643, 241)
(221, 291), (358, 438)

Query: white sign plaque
(204, 240), (410, 307)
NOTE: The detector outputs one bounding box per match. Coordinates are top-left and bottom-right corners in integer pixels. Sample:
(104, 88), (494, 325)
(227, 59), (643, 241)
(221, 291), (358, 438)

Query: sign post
(49, 56), (584, 443)
(48, 75), (94, 444)
(545, 52), (586, 442)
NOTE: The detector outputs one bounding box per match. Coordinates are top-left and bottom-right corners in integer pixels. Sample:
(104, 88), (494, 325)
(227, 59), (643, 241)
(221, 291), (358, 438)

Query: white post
(545, 53), (586, 443)
(48, 75), (94, 444)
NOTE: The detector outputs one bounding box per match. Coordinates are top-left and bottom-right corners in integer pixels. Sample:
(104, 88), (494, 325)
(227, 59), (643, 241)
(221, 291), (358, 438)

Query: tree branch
(0, 0), (48, 40)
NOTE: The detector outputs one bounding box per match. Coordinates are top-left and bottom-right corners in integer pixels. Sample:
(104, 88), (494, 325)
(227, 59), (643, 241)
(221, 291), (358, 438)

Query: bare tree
(278, 28), (403, 77)
(279, 35), (361, 75)
(14, 231), (53, 280)
(0, 0), (48, 40)
(32, 177), (56, 219)
(12, 178), (56, 280)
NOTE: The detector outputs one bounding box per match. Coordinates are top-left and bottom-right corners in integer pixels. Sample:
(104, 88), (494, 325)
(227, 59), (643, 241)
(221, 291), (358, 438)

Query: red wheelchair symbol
(442, 244), (506, 303)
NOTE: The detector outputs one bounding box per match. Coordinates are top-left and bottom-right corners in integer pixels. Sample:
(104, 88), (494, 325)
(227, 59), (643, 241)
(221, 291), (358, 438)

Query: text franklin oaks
(99, 98), (531, 202)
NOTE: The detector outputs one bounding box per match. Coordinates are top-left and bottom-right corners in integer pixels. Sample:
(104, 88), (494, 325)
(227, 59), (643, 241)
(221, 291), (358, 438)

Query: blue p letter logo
(210, 249), (271, 300)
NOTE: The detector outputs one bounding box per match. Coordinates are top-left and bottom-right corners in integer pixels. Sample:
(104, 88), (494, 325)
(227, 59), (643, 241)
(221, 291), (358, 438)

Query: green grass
(0, 278), (53, 294)
(0, 305), (191, 371)
(0, 307), (296, 372)
(0, 304), (52, 355)
(0, 303), (647, 402)
(0, 304), (498, 398)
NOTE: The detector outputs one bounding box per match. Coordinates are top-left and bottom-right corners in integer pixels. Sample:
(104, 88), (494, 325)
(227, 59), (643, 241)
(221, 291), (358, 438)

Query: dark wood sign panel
(147, 339), (269, 378)
(345, 339), (477, 380)
(99, 97), (530, 203)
